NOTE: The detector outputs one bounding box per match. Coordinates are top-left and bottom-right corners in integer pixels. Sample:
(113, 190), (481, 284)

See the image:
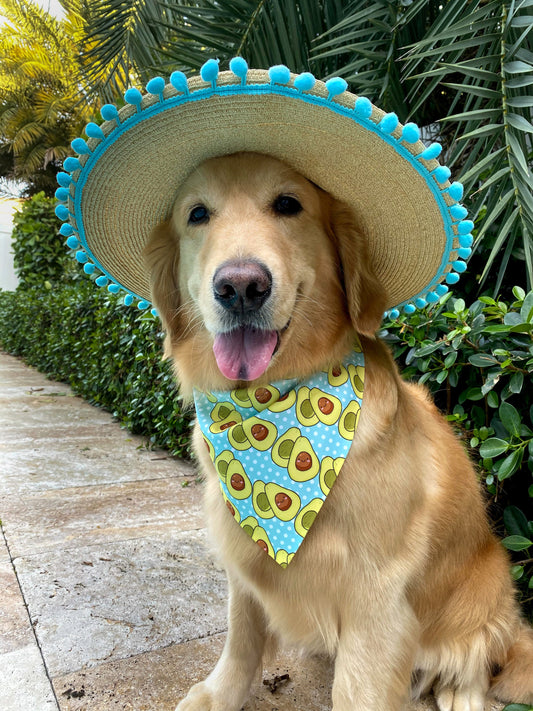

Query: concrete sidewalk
(0, 351), (504, 711)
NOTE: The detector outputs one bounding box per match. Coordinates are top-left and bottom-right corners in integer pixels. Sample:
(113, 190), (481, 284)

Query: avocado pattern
(194, 338), (364, 567)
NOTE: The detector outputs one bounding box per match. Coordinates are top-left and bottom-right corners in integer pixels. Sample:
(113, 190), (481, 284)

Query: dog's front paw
(175, 681), (237, 711)
(434, 683), (486, 711)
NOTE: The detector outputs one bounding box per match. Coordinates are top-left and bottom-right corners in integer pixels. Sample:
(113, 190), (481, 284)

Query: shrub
(381, 287), (533, 615)
(0, 282), (192, 458)
(10, 193), (75, 288)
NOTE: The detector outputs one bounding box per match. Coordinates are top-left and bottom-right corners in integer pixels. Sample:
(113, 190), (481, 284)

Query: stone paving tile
(52, 636), (336, 711)
(0, 645), (59, 711)
(14, 531), (228, 677)
(1, 477), (203, 557)
(0, 535), (34, 655)
(0, 431), (195, 493)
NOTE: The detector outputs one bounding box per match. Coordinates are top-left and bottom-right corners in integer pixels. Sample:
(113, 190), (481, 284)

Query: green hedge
(10, 193), (76, 289)
(381, 288), (533, 614)
(0, 282), (192, 458)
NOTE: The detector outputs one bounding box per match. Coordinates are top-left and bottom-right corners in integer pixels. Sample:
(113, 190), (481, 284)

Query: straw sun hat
(55, 57), (472, 319)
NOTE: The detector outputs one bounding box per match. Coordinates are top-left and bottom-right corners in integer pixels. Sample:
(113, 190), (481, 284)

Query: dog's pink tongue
(213, 328), (278, 381)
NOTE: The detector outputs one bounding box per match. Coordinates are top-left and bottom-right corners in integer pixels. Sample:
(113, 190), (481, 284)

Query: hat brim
(59, 66), (470, 314)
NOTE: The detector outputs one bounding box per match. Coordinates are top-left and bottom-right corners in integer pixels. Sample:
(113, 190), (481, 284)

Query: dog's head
(144, 152), (386, 393)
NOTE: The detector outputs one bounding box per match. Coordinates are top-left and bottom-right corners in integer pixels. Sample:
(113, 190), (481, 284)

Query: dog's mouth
(213, 322), (290, 382)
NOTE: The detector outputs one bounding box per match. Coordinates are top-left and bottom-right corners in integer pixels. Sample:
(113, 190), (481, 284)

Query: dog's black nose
(213, 260), (272, 313)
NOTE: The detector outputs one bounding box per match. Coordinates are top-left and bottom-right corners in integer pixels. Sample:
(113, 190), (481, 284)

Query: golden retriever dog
(144, 152), (533, 711)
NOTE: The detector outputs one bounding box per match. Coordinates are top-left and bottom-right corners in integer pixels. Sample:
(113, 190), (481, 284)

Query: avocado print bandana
(194, 342), (364, 567)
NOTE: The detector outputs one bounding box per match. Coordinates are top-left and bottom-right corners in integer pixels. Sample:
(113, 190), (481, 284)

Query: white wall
(0, 199), (20, 291)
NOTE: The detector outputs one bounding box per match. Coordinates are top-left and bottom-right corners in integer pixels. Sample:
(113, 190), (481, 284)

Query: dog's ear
(328, 198), (388, 337)
(143, 219), (181, 354)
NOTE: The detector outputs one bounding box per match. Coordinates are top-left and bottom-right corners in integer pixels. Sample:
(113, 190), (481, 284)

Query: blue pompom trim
(268, 65), (291, 85)
(61, 58), (472, 315)
(229, 57), (248, 84)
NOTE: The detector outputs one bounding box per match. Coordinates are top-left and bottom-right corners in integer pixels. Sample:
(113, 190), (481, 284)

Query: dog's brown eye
(188, 205), (209, 225)
(273, 195), (302, 216)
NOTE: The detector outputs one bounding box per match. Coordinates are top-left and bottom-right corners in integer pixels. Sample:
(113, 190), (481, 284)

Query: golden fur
(144, 152), (533, 711)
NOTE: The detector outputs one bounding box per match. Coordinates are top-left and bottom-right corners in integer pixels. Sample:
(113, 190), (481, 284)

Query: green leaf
(486, 390), (499, 408)
(501, 535), (532, 551)
(415, 342), (442, 357)
(504, 60), (533, 73)
(507, 96), (533, 108)
(479, 438), (510, 458)
(468, 354), (498, 367)
(509, 372), (524, 394)
(521, 291), (533, 322)
(510, 565), (524, 580)
(497, 448), (524, 480)
(500, 401), (522, 437)
(502, 704), (533, 711)
(504, 505), (531, 538)
(506, 112), (533, 133)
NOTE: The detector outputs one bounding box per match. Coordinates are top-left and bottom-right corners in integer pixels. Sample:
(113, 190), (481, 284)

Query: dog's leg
(176, 575), (266, 711)
(331, 594), (417, 711)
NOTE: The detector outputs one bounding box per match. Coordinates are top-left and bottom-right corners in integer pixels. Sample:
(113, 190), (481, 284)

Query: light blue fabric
(194, 344), (364, 567)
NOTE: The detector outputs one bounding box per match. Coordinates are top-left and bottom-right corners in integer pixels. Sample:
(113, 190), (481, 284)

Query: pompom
(150, 308), (159, 317)
(447, 182), (464, 202)
(294, 72), (315, 92)
(450, 204), (468, 220)
(457, 220), (474, 235)
(434, 166), (451, 183)
(95, 276), (109, 287)
(138, 300), (150, 310)
(415, 298), (427, 309)
(229, 57), (248, 83)
(403, 303), (416, 314)
(108, 283), (121, 294)
(435, 284), (449, 296)
(170, 71), (189, 94)
(268, 65), (291, 85)
(124, 294), (134, 306)
(66, 236), (79, 249)
(71, 137), (91, 155)
(354, 96), (372, 119)
(388, 308), (400, 320)
(84, 263), (96, 274)
(200, 59), (220, 86)
(457, 247), (472, 259)
(55, 204), (69, 221)
(452, 260), (467, 273)
(56, 172), (72, 188)
(63, 156), (81, 173)
(378, 112), (399, 134)
(59, 223), (73, 236)
(459, 233), (473, 248)
(55, 188), (70, 203)
(85, 122), (105, 140)
(445, 272), (460, 285)
(75, 250), (88, 264)
(146, 76), (166, 97)
(419, 142), (442, 161)
(124, 87), (143, 109)
(401, 123), (420, 143)
(100, 104), (119, 122)
(325, 77), (348, 99)
(426, 291), (439, 303)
